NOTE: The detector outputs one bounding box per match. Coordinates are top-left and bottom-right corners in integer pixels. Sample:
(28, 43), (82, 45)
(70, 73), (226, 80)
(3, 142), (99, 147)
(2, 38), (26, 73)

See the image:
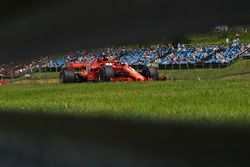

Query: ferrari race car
(59, 57), (162, 83)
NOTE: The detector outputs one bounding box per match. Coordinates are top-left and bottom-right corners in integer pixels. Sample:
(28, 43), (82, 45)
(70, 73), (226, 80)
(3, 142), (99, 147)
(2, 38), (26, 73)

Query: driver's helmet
(105, 62), (112, 66)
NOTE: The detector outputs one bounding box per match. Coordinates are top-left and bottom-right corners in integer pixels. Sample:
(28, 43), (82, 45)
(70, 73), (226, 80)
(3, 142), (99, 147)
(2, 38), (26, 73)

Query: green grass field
(161, 59), (250, 80)
(2, 59), (250, 126)
(1, 80), (250, 126)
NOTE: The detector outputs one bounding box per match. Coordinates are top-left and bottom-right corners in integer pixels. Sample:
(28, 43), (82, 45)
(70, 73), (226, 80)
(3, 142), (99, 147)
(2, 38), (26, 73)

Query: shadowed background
(0, 112), (250, 167)
(0, 0), (250, 63)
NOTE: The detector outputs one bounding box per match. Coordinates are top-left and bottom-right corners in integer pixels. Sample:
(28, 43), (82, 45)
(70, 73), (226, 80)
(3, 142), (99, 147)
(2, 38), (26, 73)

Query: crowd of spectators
(0, 57), (51, 77)
(0, 42), (249, 78)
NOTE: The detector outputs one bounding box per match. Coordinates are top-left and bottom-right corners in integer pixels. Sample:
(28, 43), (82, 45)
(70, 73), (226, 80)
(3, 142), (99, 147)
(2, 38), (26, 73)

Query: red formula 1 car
(59, 57), (161, 83)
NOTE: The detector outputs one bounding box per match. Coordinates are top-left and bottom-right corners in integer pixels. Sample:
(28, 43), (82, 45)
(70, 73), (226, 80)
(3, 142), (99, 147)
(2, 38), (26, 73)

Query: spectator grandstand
(0, 43), (249, 78)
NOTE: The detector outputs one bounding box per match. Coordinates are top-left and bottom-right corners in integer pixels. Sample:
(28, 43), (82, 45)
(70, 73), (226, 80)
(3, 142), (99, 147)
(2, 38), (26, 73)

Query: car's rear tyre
(142, 67), (159, 80)
(99, 67), (114, 81)
(59, 70), (75, 83)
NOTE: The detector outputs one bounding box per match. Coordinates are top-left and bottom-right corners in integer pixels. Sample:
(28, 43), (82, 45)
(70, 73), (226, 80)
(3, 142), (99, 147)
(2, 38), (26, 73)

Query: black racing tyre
(142, 67), (159, 80)
(98, 67), (115, 81)
(59, 70), (75, 83)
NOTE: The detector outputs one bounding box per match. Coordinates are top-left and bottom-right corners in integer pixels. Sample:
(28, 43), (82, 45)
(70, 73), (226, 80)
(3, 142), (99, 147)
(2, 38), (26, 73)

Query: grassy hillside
(160, 59), (250, 80)
(1, 80), (250, 126)
(186, 29), (250, 46)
